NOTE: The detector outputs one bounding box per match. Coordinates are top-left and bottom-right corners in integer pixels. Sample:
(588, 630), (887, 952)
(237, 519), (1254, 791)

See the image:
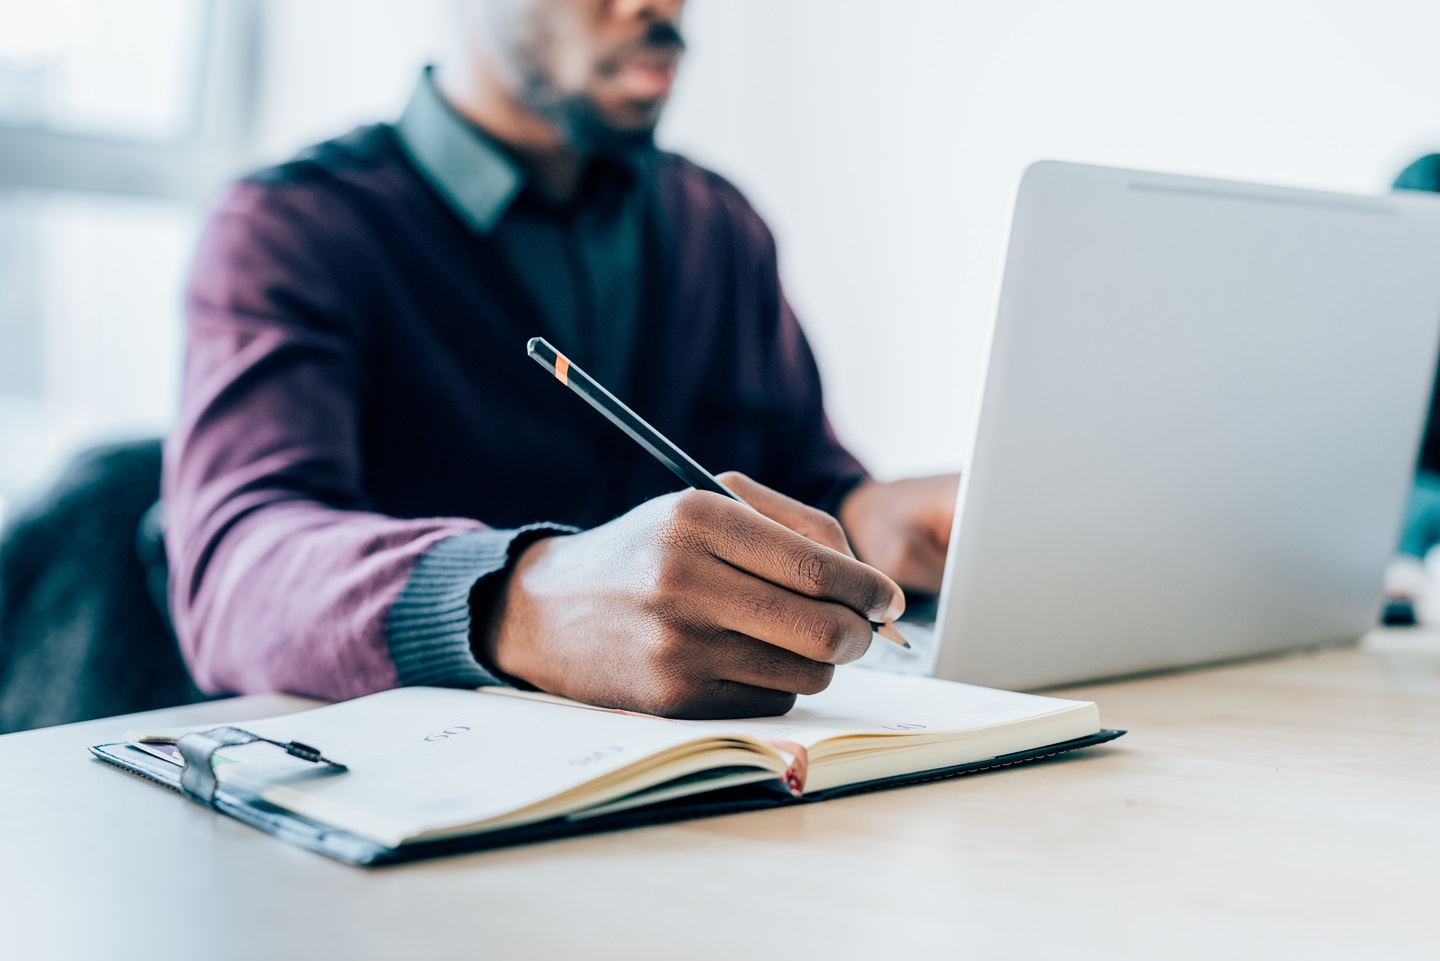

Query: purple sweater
(164, 125), (867, 701)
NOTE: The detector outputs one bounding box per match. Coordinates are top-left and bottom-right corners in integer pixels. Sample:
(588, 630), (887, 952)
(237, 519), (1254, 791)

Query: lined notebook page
(203, 687), (775, 848)
(491, 668), (1097, 748)
(132, 671), (1100, 846)
(675, 668), (1096, 746)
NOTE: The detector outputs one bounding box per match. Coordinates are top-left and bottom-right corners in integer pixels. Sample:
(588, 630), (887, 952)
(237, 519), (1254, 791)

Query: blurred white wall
(658, 0), (1440, 477)
(248, 0), (1440, 481)
(249, 0), (452, 160)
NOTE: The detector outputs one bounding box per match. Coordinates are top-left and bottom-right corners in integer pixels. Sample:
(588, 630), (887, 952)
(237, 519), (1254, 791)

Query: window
(0, 0), (259, 525)
(0, 0), (204, 142)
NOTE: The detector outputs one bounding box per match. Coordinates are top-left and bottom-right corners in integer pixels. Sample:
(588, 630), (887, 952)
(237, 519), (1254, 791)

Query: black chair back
(0, 439), (207, 733)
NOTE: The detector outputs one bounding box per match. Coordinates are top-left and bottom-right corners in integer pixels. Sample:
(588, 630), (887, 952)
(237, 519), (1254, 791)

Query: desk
(3, 636), (1439, 961)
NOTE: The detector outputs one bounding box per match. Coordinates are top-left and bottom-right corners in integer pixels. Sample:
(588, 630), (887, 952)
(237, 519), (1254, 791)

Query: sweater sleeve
(163, 179), (555, 701)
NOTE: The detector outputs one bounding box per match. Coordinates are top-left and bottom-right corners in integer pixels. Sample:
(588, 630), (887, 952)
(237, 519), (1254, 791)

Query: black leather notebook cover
(90, 728), (1124, 866)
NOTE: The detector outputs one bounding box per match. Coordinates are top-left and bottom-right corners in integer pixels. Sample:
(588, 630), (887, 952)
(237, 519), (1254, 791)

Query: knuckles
(792, 545), (886, 616)
(665, 488), (720, 536)
(787, 661), (835, 696)
(635, 637), (708, 716)
(792, 545), (838, 597)
(643, 622), (698, 668)
(650, 551), (700, 605)
(794, 609), (866, 664)
(633, 625), (836, 717)
(800, 610), (847, 660)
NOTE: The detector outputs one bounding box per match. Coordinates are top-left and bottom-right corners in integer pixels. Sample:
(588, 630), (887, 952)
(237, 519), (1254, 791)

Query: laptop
(862, 160), (1440, 690)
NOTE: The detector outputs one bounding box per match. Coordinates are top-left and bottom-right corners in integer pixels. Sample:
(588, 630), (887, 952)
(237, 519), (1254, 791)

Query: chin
(573, 115), (661, 154)
(541, 90), (664, 154)
(598, 99), (666, 134)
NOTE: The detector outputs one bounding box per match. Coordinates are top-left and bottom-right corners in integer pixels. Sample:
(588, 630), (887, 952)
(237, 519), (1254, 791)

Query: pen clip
(177, 726), (346, 809)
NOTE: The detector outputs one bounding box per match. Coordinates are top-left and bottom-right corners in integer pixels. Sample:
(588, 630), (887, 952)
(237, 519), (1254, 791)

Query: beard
(501, 13), (683, 157)
(515, 76), (659, 157)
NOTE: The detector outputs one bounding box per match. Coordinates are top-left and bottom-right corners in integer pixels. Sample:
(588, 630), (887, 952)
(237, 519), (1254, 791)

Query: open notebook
(91, 668), (1122, 865)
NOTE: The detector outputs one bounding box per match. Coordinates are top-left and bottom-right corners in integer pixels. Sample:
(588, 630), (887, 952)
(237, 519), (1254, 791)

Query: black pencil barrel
(526, 338), (739, 501)
(525, 337), (908, 648)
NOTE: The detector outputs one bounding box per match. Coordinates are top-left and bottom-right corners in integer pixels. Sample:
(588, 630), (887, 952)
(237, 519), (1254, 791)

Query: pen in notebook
(526, 336), (910, 649)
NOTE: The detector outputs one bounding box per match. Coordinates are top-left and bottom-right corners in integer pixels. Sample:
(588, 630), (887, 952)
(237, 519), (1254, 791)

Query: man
(165, 0), (958, 719)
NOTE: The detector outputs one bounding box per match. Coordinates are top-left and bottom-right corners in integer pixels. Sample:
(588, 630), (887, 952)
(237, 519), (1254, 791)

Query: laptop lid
(930, 161), (1440, 690)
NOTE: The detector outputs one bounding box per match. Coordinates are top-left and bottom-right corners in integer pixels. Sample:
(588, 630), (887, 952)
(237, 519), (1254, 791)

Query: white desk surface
(3, 633), (1439, 961)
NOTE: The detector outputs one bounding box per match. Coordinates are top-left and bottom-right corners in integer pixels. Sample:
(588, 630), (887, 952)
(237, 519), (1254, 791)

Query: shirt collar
(394, 66), (523, 234)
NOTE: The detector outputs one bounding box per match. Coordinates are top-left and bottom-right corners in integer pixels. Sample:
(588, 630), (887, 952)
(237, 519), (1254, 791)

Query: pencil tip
(874, 621), (910, 649)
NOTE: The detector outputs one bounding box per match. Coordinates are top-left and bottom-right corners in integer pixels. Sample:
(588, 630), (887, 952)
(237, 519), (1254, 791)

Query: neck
(437, 63), (586, 203)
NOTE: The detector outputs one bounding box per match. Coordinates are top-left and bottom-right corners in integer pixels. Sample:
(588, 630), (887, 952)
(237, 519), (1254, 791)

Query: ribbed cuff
(385, 524), (576, 688)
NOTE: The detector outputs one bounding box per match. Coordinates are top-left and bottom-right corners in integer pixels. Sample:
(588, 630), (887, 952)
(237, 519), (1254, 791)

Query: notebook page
(672, 669), (1100, 793)
(194, 687), (776, 848)
(661, 668), (1096, 747)
(485, 669), (1098, 749)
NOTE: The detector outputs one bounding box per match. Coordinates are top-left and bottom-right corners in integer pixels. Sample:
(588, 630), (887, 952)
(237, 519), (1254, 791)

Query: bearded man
(166, 0), (958, 718)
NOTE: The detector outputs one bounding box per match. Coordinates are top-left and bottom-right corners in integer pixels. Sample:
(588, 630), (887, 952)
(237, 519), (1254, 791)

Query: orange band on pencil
(555, 355), (570, 385)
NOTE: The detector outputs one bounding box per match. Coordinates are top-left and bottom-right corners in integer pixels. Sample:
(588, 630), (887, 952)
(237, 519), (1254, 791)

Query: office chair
(0, 439), (208, 733)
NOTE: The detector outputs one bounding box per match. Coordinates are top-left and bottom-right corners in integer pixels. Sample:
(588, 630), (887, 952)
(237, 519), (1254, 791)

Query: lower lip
(612, 61), (677, 100)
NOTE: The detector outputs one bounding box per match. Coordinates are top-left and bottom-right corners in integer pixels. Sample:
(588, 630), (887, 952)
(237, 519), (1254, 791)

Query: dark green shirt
(394, 67), (646, 388)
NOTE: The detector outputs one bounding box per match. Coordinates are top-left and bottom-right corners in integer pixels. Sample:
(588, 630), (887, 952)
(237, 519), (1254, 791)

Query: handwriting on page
(569, 746), (623, 767)
(423, 726), (471, 742)
(225, 688), (729, 841)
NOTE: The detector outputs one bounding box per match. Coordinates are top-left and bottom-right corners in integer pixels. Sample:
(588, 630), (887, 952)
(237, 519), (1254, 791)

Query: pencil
(526, 336), (909, 649)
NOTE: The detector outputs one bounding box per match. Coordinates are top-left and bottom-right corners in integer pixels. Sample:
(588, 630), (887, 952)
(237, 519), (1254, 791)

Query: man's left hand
(839, 474), (960, 594)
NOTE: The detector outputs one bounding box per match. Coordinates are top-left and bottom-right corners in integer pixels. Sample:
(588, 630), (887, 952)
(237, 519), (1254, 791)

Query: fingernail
(877, 593), (905, 622)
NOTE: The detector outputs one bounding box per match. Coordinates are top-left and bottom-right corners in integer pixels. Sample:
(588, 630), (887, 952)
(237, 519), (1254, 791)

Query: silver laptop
(864, 161), (1440, 690)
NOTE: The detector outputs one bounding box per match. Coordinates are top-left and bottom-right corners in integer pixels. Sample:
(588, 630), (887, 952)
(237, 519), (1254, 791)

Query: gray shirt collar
(394, 66), (523, 234)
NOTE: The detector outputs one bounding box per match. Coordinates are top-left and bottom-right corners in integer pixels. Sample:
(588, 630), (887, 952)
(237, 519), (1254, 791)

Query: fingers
(490, 484), (901, 721)
(698, 629), (837, 697)
(667, 483), (906, 623)
(717, 471), (856, 556)
(639, 632), (833, 719)
(655, 681), (798, 720)
(715, 641), (836, 696)
(670, 557), (873, 665)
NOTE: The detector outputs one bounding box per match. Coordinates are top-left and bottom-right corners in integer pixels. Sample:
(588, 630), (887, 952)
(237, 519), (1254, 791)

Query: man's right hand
(476, 472), (906, 719)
